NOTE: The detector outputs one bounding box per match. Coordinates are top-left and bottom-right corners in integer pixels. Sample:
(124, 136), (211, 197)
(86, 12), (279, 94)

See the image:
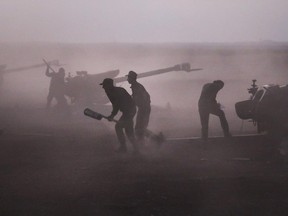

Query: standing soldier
(126, 71), (151, 146)
(198, 80), (231, 140)
(126, 70), (164, 147)
(100, 78), (139, 154)
(45, 66), (68, 110)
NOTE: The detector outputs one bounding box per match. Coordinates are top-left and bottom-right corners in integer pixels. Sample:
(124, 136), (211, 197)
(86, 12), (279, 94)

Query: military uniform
(130, 81), (151, 142)
(101, 78), (138, 153)
(45, 67), (67, 109)
(198, 80), (231, 140)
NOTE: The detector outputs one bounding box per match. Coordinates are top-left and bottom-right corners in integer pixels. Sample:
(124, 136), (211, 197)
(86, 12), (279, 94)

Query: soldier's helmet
(126, 71), (137, 80)
(58, 67), (65, 76)
(213, 80), (224, 89)
(100, 78), (114, 88)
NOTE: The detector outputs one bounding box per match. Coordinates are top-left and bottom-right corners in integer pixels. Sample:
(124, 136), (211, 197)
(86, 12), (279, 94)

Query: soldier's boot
(153, 132), (165, 148)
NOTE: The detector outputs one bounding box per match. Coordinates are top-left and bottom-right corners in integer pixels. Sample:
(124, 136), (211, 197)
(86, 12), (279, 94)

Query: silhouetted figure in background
(100, 78), (139, 154)
(126, 71), (151, 145)
(45, 66), (68, 110)
(198, 80), (231, 140)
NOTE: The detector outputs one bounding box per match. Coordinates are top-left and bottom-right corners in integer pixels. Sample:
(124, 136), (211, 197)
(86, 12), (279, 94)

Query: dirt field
(1, 108), (288, 216)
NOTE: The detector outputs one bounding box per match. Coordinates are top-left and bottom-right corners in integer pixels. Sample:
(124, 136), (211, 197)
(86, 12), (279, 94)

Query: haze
(0, 0), (288, 43)
(1, 0), (288, 136)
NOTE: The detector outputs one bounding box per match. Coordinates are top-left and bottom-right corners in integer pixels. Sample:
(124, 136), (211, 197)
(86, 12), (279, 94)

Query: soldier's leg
(124, 118), (139, 154)
(135, 109), (150, 143)
(135, 112), (145, 141)
(46, 92), (54, 108)
(115, 120), (127, 152)
(210, 108), (231, 137)
(142, 109), (150, 137)
(199, 108), (209, 140)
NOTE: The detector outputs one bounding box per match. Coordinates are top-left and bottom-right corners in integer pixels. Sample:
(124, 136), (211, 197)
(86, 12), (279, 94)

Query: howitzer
(235, 80), (288, 140)
(66, 63), (202, 106)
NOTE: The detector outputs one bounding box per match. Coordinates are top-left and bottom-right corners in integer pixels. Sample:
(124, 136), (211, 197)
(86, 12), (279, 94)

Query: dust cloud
(1, 42), (288, 138)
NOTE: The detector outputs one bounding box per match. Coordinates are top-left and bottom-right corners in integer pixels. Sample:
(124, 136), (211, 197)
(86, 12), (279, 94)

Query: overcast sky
(0, 0), (287, 43)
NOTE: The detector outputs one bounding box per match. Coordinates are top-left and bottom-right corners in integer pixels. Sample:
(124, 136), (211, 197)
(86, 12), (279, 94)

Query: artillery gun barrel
(136, 67), (194, 79)
(43, 59), (58, 73)
(2, 60), (59, 74)
(114, 63), (202, 83)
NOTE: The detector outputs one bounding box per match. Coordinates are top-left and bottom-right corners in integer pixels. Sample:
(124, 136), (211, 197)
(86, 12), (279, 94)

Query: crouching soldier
(100, 78), (139, 154)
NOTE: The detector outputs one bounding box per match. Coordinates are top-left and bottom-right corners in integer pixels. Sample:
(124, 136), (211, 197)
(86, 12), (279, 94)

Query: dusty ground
(1, 108), (288, 216)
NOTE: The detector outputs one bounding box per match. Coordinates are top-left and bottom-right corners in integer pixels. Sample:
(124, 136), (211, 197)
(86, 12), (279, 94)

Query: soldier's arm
(107, 93), (119, 118)
(110, 103), (119, 118)
(45, 66), (54, 77)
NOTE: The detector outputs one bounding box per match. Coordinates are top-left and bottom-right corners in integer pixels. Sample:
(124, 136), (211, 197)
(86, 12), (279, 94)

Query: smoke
(1, 42), (287, 137)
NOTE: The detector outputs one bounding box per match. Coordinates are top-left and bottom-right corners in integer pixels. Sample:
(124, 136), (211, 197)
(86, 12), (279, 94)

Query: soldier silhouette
(126, 71), (151, 145)
(100, 78), (139, 154)
(198, 80), (231, 140)
(126, 70), (164, 147)
(45, 66), (68, 111)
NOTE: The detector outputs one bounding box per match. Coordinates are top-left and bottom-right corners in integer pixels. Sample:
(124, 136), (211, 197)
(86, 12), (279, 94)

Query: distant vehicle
(235, 80), (288, 141)
(64, 63), (202, 106)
